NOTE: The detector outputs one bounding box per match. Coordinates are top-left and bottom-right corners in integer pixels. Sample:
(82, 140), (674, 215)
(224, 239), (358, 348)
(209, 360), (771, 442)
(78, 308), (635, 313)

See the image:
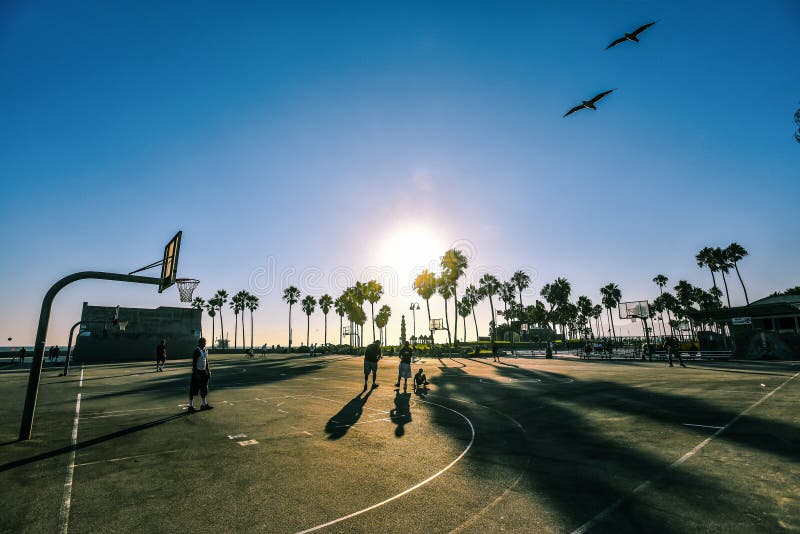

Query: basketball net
(176, 278), (200, 302)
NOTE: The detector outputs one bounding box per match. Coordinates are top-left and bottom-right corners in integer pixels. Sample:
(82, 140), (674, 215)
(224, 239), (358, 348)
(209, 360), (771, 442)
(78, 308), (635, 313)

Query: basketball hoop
(175, 278), (200, 302)
(116, 321), (129, 333)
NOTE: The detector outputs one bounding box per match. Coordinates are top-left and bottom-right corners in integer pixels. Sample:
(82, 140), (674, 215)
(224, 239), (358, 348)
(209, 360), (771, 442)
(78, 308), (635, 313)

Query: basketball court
(2, 353), (799, 533)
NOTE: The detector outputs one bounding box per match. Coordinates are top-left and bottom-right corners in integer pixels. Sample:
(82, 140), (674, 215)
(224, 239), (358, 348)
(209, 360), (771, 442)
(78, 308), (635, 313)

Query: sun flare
(375, 224), (448, 282)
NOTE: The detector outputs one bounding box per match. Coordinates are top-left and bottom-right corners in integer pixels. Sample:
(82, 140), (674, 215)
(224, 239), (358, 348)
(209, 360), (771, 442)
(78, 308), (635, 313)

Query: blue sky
(2, 1), (799, 345)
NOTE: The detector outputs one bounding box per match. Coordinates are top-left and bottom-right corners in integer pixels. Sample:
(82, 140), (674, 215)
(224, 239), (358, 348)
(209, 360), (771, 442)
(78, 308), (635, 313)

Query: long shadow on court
(389, 391), (412, 437)
(0, 413), (187, 474)
(324, 387), (374, 439)
(426, 364), (799, 532)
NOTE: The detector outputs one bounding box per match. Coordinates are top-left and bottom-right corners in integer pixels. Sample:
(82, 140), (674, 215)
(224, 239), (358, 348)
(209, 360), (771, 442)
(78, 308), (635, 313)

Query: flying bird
(606, 21), (657, 49)
(563, 89), (615, 118)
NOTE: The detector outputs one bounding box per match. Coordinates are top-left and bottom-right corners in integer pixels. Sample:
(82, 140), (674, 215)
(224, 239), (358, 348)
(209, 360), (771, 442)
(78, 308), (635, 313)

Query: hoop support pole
(19, 271), (160, 441)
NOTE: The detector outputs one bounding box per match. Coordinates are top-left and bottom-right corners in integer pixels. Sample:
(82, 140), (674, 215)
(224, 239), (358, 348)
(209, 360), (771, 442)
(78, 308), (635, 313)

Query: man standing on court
(363, 340), (381, 390)
(188, 337), (212, 412)
(395, 340), (413, 391)
(156, 339), (167, 372)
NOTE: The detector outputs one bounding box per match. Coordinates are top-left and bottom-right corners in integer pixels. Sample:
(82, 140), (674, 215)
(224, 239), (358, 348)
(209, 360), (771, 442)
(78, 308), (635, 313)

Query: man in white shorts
(189, 337), (213, 413)
(395, 341), (413, 391)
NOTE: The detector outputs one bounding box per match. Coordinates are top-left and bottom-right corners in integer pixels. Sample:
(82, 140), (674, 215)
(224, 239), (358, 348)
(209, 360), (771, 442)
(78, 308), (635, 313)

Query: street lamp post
(409, 302), (420, 338)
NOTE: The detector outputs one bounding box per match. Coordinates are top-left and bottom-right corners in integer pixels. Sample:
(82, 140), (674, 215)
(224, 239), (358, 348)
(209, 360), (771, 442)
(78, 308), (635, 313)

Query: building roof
(748, 294), (800, 306)
(685, 300), (800, 321)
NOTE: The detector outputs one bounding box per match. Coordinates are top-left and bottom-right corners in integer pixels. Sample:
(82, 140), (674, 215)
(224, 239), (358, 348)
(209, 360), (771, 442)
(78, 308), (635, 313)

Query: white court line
(295, 398), (475, 534)
(571, 370), (800, 534)
(79, 364), (84, 387)
(682, 423), (723, 430)
(75, 449), (181, 468)
(58, 392), (82, 534)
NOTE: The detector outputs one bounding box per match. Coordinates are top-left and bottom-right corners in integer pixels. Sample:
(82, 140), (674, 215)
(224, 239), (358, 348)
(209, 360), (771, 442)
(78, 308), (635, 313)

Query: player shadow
(389, 391), (412, 437)
(324, 388), (374, 440)
(0, 413), (187, 474)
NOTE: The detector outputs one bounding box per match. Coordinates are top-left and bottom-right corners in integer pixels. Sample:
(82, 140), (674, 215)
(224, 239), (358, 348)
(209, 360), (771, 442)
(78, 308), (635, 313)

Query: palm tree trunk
(734, 263), (749, 304)
(211, 316), (216, 350)
(234, 313), (238, 350)
(721, 272), (732, 307)
(518, 288), (523, 306)
(339, 315), (343, 345)
(219, 311), (225, 350)
(306, 314), (310, 349)
(709, 269), (718, 292)
(288, 305), (293, 349)
(453, 286), (458, 346)
(250, 310), (254, 350)
(462, 316), (467, 342)
(324, 314), (328, 345)
(488, 296), (496, 342)
(609, 310), (617, 339)
(370, 302), (376, 342)
(241, 312), (246, 351)
(443, 299), (452, 346)
(471, 306), (479, 340)
(425, 298), (433, 346)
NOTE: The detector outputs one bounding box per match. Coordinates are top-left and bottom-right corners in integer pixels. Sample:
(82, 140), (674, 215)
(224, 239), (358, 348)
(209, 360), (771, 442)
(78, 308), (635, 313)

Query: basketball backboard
(159, 231), (182, 293)
(619, 300), (650, 319)
(430, 318), (444, 330)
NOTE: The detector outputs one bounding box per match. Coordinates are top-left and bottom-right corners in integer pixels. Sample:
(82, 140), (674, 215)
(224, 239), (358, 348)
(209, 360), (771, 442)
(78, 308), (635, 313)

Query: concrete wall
(74, 303), (201, 362)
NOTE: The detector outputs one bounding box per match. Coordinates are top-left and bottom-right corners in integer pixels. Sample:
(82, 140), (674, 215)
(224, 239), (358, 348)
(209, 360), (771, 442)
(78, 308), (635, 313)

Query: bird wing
(563, 104), (584, 117)
(631, 21), (656, 37)
(606, 36), (626, 49)
(589, 89), (614, 104)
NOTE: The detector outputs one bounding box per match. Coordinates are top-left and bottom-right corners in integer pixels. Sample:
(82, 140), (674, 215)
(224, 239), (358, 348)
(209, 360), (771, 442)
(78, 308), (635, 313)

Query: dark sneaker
(372, 383), (379, 388)
(394, 382), (400, 388)
(200, 404), (213, 411)
(187, 406), (197, 413)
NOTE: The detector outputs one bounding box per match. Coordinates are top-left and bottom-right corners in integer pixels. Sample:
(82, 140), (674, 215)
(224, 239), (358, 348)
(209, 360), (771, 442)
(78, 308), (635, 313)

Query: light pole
(409, 302), (420, 338)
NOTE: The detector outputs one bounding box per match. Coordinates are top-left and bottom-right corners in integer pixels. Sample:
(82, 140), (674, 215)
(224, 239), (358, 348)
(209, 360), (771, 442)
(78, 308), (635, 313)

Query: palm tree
(363, 280), (383, 342)
(301, 295), (316, 349)
(413, 269), (437, 345)
(479, 274), (501, 342)
(499, 281), (516, 324)
(711, 247), (733, 307)
(353, 282), (367, 346)
(205, 299), (218, 348)
(436, 276), (454, 345)
(441, 248), (468, 346)
(653, 275), (674, 335)
(213, 290), (229, 349)
(592, 304), (603, 338)
(334, 296), (346, 346)
(245, 293), (259, 350)
(511, 270), (531, 306)
(319, 294), (333, 346)
(191, 297), (205, 336)
(464, 284), (483, 340)
(576, 296), (593, 338)
(229, 294), (242, 350)
(541, 278), (571, 336)
(696, 247), (720, 293)
(282, 286), (300, 349)
(235, 290), (250, 350)
(674, 280), (698, 336)
(377, 304), (392, 344)
(724, 243), (750, 304)
(599, 283), (621, 340)
(458, 297), (471, 342)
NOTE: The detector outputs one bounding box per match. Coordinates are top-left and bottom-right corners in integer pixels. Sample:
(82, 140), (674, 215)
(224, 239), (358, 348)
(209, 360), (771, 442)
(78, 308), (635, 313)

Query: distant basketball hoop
(176, 278), (200, 302)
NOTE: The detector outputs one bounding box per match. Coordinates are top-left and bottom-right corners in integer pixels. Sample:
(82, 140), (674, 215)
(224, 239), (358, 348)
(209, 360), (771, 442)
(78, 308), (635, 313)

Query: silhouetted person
(545, 342), (553, 359)
(363, 340), (381, 389)
(156, 339), (167, 372)
(395, 341), (413, 390)
(583, 342), (592, 359)
(492, 341), (499, 362)
(189, 337), (212, 412)
(18, 347), (26, 366)
(48, 345), (57, 362)
(665, 337), (686, 368)
(414, 368), (429, 392)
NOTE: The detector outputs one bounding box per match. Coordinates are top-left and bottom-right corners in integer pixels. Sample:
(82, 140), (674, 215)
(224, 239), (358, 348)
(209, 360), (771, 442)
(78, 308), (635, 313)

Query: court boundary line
(294, 398), (475, 534)
(58, 392), (81, 534)
(570, 370), (800, 534)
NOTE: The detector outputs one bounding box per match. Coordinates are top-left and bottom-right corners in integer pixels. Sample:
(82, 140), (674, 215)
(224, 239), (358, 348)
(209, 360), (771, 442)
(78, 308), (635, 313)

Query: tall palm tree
(441, 248), (468, 346)
(377, 304), (391, 344)
(696, 247), (720, 292)
(363, 280), (383, 342)
(674, 280), (699, 336)
(282, 286), (300, 349)
(334, 296), (346, 345)
(541, 278), (572, 336)
(464, 284), (483, 340)
(229, 294), (242, 350)
(576, 296), (593, 338)
(213, 290), (229, 349)
(458, 297), (471, 342)
(712, 247), (733, 307)
(191, 297), (205, 336)
(653, 275), (674, 335)
(245, 293), (259, 350)
(592, 304), (603, 338)
(436, 276), (454, 345)
(235, 290), (250, 350)
(499, 281), (516, 324)
(511, 270), (531, 306)
(413, 269), (437, 345)
(319, 294), (333, 346)
(724, 243), (750, 304)
(301, 295), (316, 349)
(599, 283), (621, 340)
(205, 299), (218, 348)
(479, 274), (501, 342)
(353, 282), (367, 346)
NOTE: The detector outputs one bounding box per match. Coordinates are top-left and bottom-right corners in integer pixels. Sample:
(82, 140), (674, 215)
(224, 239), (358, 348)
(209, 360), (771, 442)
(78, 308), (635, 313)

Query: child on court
(395, 341), (413, 390)
(414, 368), (429, 391)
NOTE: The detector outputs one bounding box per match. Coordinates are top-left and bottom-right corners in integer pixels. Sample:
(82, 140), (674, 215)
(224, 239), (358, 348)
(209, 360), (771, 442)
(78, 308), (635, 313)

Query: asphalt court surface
(1, 353), (799, 533)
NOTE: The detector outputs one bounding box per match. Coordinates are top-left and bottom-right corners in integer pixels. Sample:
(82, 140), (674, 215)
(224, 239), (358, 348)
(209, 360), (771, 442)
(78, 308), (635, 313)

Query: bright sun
(375, 224), (447, 281)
